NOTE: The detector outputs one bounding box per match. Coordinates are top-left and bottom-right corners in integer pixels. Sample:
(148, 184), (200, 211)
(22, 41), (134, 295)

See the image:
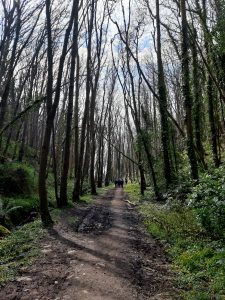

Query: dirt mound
(77, 206), (112, 233)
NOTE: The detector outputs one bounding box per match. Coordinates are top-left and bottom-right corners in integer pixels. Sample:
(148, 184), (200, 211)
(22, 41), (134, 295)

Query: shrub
(140, 202), (202, 240)
(124, 181), (225, 299)
(0, 225), (10, 238)
(0, 163), (36, 196)
(81, 181), (91, 195)
(2, 196), (39, 226)
(0, 220), (45, 285)
(187, 165), (225, 239)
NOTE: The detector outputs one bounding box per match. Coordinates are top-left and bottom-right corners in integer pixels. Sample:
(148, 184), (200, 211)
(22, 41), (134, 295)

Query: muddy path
(0, 188), (176, 300)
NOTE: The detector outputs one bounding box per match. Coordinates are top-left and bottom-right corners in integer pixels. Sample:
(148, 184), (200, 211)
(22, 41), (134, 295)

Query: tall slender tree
(180, 0), (199, 180)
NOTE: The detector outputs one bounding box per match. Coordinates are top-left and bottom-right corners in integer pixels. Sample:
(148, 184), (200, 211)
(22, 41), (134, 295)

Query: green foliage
(124, 183), (155, 204)
(126, 185), (225, 299)
(175, 242), (225, 299)
(0, 220), (45, 285)
(1, 196), (39, 226)
(46, 172), (62, 207)
(2, 196), (39, 212)
(81, 181), (91, 195)
(0, 225), (10, 237)
(188, 165), (225, 238)
(0, 162), (39, 227)
(0, 162), (37, 196)
(66, 178), (74, 202)
(176, 151), (192, 182)
(79, 194), (92, 203)
(144, 203), (225, 299)
(140, 203), (202, 240)
(124, 183), (141, 203)
(97, 184), (114, 196)
(213, 2), (225, 58)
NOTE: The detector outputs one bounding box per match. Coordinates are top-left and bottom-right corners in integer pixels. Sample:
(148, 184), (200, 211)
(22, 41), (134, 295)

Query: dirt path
(0, 188), (175, 300)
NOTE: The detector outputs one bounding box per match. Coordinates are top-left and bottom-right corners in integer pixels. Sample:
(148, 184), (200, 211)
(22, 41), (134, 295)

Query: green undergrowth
(1, 196), (39, 227)
(125, 183), (225, 300)
(124, 183), (154, 204)
(0, 220), (45, 286)
(0, 162), (37, 196)
(97, 184), (114, 196)
(0, 162), (39, 227)
(2, 196), (39, 211)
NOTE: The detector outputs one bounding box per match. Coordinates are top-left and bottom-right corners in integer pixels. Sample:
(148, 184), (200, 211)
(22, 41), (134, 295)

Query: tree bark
(59, 1), (79, 207)
(156, 0), (172, 186)
(73, 0), (95, 200)
(180, 0), (199, 180)
(39, 0), (76, 224)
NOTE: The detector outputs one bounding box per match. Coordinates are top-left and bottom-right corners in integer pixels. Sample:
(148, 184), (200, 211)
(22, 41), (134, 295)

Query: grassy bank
(124, 183), (225, 300)
(0, 220), (45, 285)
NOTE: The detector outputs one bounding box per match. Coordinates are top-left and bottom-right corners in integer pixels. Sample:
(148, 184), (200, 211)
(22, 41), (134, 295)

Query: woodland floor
(0, 188), (177, 300)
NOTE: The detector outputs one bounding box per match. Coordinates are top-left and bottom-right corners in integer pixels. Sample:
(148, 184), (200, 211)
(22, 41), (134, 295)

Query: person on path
(121, 179), (124, 188)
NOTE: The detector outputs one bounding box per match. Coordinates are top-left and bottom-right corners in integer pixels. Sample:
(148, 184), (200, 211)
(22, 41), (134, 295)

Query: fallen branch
(124, 199), (137, 207)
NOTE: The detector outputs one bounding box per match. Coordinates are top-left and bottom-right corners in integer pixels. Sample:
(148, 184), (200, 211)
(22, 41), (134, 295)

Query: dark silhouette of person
(121, 179), (124, 188)
(125, 178), (128, 185)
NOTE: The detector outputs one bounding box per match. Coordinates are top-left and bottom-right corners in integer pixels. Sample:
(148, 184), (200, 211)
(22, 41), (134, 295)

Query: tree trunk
(38, 0), (54, 225)
(74, 55), (80, 179)
(73, 0), (95, 200)
(156, 0), (172, 186)
(39, 0), (76, 224)
(180, 0), (198, 180)
(59, 3), (79, 207)
(191, 28), (206, 168)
